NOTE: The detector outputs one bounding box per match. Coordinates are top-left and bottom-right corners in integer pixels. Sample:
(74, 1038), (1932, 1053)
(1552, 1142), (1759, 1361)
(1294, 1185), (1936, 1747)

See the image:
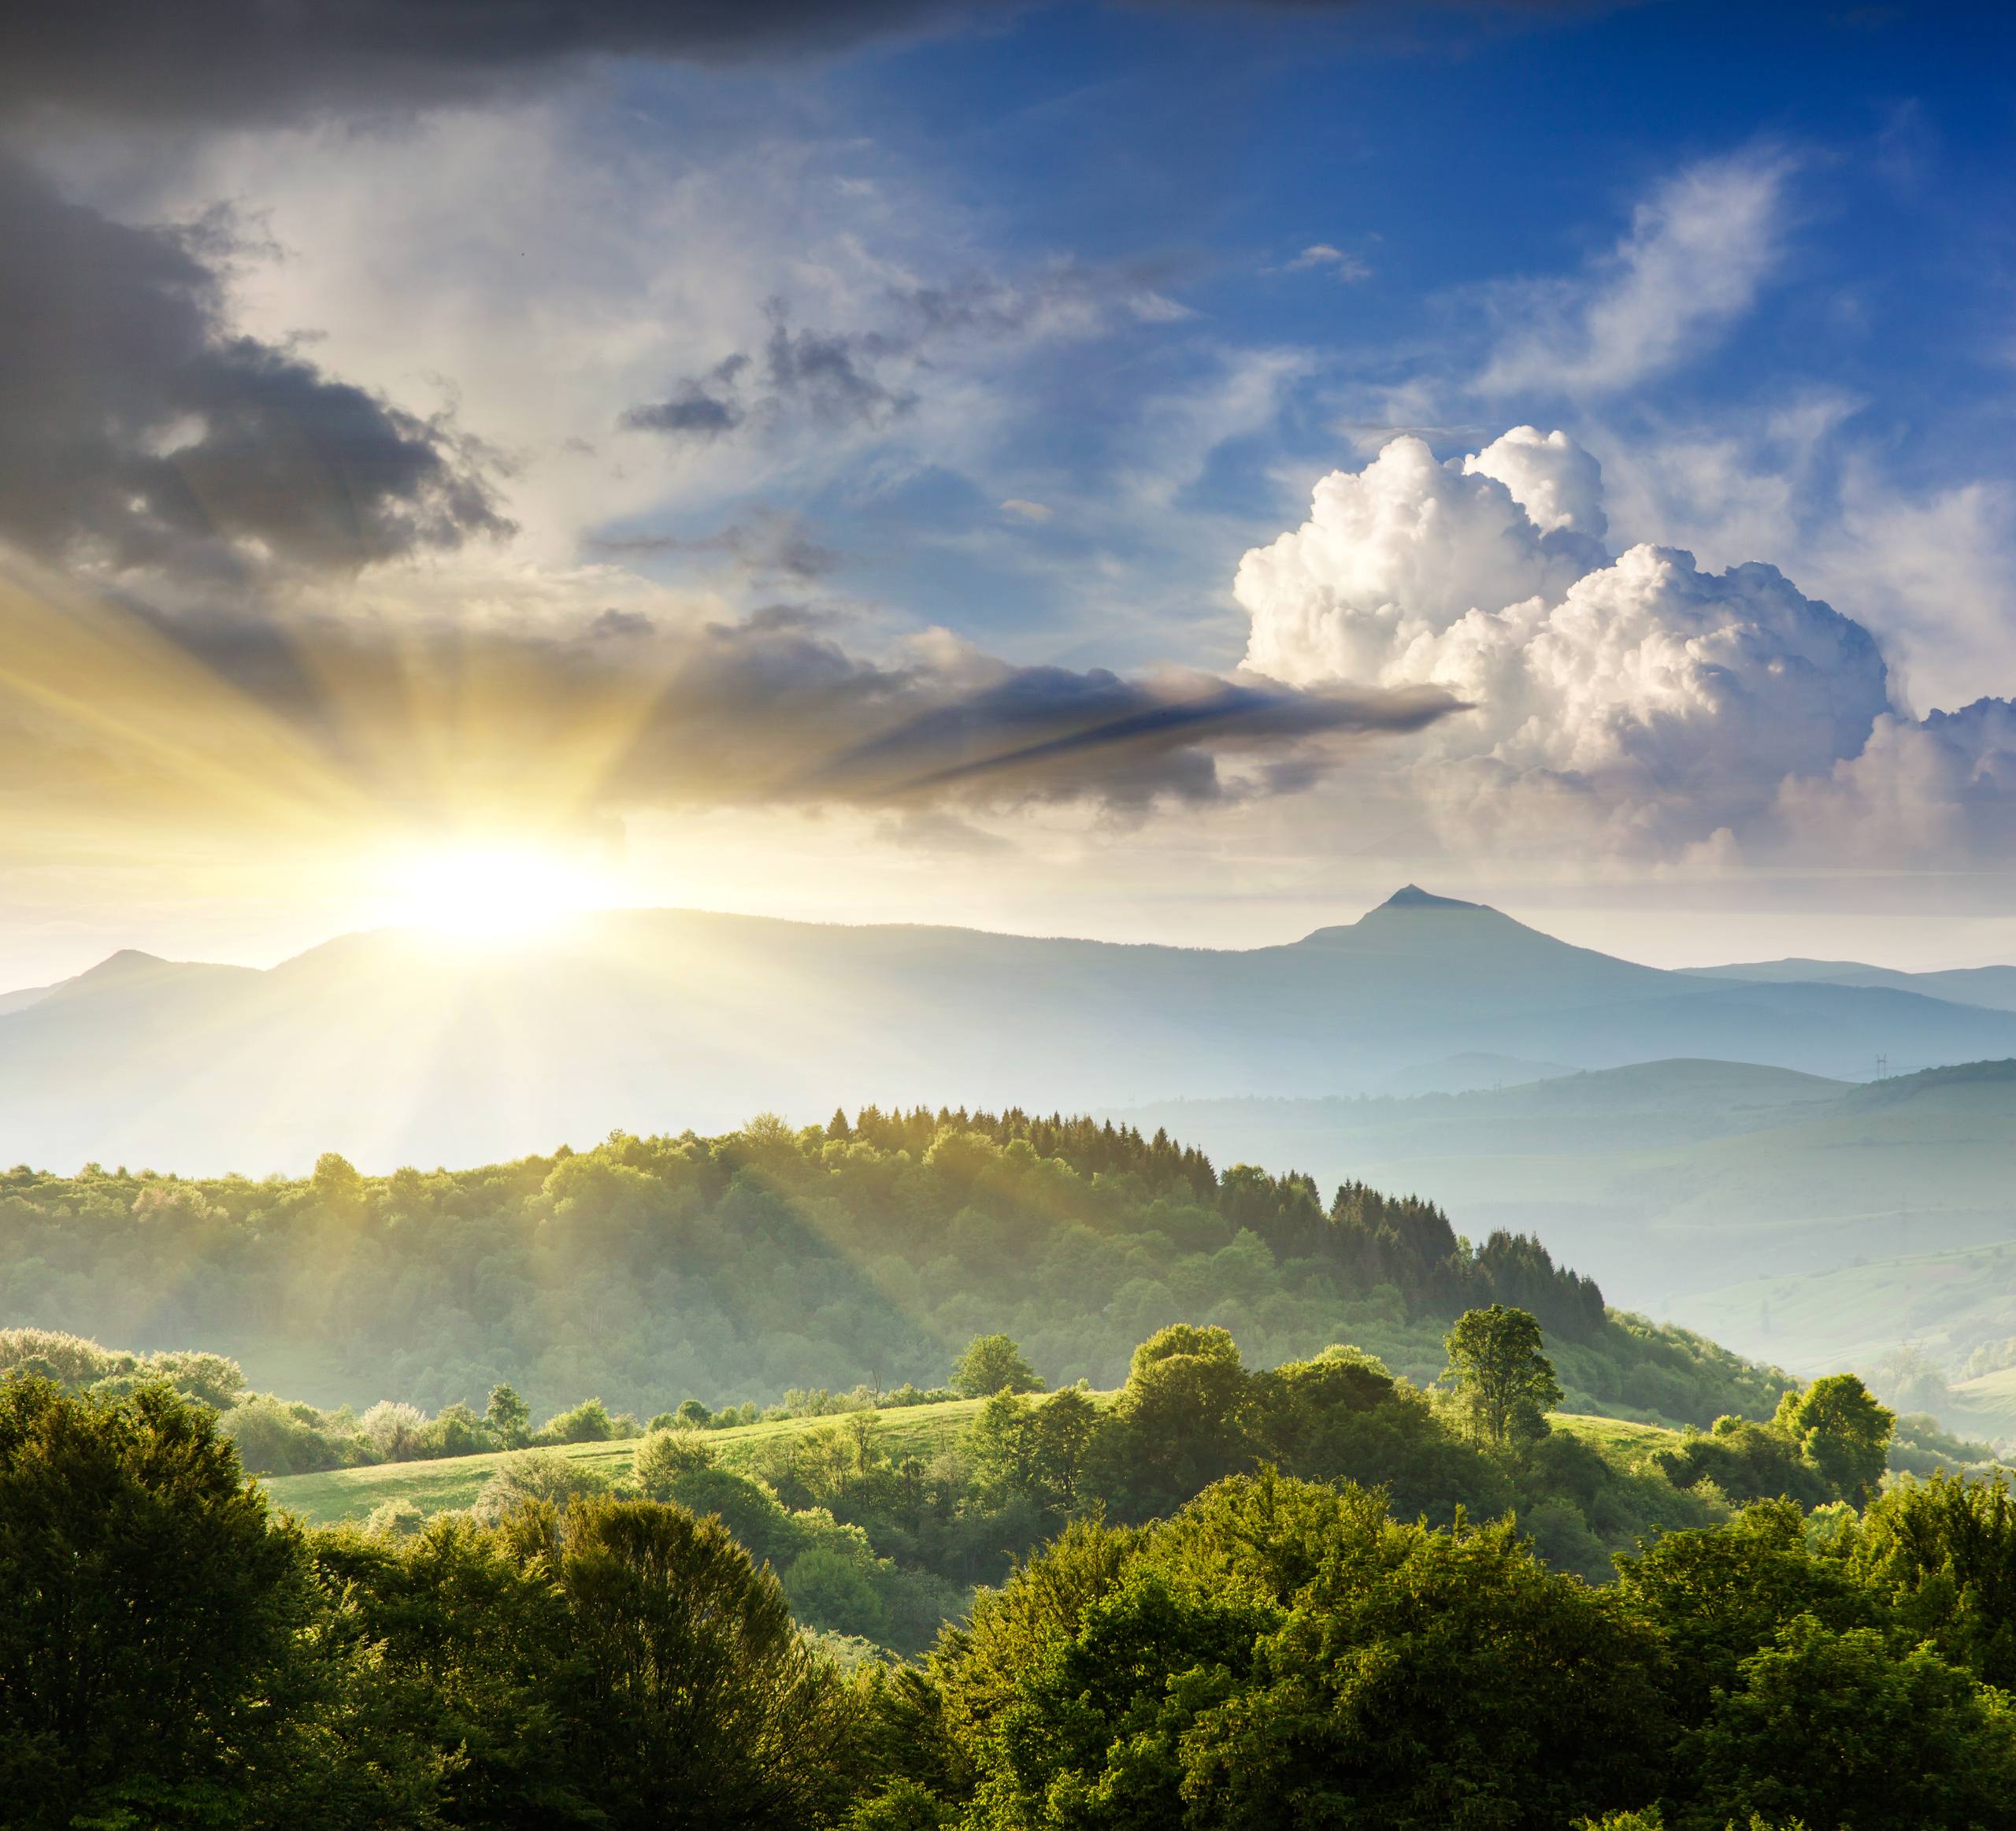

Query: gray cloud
(588, 511), (843, 582)
(0, 157), (505, 580)
(619, 354), (750, 442)
(624, 306), (912, 446)
(0, 3), (1601, 128)
(141, 608), (1458, 821)
(0, 2), (962, 126)
(762, 313), (914, 428)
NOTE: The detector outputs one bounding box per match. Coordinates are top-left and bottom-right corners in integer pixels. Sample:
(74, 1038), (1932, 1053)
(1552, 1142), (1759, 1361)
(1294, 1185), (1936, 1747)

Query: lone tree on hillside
(1774, 1373), (1895, 1505)
(485, 1382), (532, 1448)
(1443, 1304), (1562, 1451)
(951, 1333), (1045, 1399)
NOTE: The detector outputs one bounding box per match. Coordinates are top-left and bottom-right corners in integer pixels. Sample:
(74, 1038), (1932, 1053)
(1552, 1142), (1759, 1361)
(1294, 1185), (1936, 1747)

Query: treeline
(0, 1112), (1773, 1427)
(839, 1105), (1221, 1202)
(9, 1357), (2016, 1830)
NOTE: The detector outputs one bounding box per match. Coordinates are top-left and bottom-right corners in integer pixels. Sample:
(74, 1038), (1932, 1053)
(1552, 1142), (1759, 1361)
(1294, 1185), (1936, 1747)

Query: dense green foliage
(1653, 1377), (1902, 1515)
(316, 1317), (1918, 1654)
(677, 1317), (1903, 1642)
(9, 1372), (2016, 1831)
(0, 1110), (1783, 1431)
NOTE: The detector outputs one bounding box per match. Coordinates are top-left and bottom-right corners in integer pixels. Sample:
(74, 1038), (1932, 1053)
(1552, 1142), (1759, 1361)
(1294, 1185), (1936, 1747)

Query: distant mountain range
(4, 885), (2016, 1177)
(1677, 957), (2016, 1013)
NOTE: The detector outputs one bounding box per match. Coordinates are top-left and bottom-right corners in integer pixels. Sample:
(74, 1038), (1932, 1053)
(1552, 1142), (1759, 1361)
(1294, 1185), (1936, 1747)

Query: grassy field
(1948, 1366), (2016, 1439)
(1547, 1412), (1681, 1458)
(263, 1395), (993, 1525)
(263, 1395), (1681, 1527)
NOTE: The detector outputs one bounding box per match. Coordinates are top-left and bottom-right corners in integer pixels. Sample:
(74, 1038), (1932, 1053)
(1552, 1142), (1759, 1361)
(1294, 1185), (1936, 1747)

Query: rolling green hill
(263, 1394), (994, 1525)
(0, 1105), (1790, 1436)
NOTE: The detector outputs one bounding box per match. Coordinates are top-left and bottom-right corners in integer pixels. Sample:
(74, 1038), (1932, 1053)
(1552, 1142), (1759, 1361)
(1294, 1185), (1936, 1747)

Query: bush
(414, 1400), (495, 1458)
(632, 1427), (717, 1500)
(360, 1399), (428, 1460)
(787, 1542), (890, 1643)
(536, 1396), (618, 1444)
(363, 1499), (427, 1539)
(223, 1394), (360, 1476)
(472, 1451), (613, 1524)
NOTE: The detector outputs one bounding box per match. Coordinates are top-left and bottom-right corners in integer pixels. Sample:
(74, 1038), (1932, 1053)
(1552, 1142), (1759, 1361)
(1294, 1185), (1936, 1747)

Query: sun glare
(389, 846), (606, 942)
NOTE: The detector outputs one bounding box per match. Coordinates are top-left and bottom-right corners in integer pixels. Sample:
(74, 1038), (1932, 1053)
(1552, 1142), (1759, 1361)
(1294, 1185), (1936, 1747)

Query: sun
(388, 845), (606, 941)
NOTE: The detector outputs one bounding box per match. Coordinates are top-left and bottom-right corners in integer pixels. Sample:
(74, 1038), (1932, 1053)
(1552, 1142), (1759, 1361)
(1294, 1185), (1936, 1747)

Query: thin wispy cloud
(1480, 149), (1797, 396)
(1280, 243), (1372, 281)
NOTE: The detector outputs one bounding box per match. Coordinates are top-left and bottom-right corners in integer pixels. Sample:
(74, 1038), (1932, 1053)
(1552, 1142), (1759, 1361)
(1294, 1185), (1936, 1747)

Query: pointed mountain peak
(1295, 885), (1573, 956)
(1373, 884), (1487, 914)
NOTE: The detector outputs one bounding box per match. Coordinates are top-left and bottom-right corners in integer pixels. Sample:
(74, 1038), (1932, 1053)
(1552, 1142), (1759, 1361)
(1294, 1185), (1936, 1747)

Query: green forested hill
(0, 1105), (1781, 1429)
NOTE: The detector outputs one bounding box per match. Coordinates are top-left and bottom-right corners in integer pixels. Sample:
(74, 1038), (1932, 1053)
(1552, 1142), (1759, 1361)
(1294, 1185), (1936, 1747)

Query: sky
(3, 0), (2015, 984)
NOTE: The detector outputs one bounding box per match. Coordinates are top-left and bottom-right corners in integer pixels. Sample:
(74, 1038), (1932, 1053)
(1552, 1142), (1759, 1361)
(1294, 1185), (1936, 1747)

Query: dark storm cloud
(0, 1), (962, 125)
(143, 609), (1458, 819)
(0, 158), (505, 579)
(0, 0), (1610, 127)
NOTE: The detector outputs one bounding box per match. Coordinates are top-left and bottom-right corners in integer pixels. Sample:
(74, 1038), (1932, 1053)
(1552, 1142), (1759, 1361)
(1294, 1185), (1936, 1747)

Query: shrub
(537, 1396), (617, 1444)
(360, 1399), (428, 1461)
(632, 1427), (717, 1500)
(472, 1451), (613, 1524)
(222, 1394), (358, 1476)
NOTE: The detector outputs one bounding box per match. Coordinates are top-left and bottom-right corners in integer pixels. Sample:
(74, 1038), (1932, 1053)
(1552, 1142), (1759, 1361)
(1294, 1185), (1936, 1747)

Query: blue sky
(3, 0), (2015, 978)
(573, 2), (2016, 682)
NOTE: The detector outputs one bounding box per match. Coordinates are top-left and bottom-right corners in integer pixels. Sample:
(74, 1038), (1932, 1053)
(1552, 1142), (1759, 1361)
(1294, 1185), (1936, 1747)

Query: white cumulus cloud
(1774, 699), (2016, 864)
(1228, 426), (2016, 864)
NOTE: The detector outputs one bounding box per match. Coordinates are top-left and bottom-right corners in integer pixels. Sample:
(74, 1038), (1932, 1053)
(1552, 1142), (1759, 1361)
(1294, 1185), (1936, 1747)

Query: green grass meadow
(263, 1395), (993, 1525)
(262, 1395), (1680, 1527)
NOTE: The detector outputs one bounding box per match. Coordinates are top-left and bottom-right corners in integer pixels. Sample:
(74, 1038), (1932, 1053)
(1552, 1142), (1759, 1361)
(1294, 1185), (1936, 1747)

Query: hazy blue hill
(1840, 1055), (2016, 1108)
(1681, 1242), (2016, 1431)
(0, 982), (53, 1017)
(1382, 1052), (1575, 1095)
(1121, 1058), (1845, 1164)
(1118, 1055), (2016, 1395)
(1, 888), (2013, 1174)
(1683, 956), (2016, 1013)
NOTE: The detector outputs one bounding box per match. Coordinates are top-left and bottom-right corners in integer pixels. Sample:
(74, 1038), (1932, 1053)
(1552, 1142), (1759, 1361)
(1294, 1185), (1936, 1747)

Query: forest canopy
(0, 1107), (1781, 1431)
(5, 1368), (2014, 1831)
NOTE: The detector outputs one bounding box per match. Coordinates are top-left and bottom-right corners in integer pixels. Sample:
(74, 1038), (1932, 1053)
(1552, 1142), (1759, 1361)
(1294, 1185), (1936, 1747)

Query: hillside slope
(0, 1107), (1787, 1432)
